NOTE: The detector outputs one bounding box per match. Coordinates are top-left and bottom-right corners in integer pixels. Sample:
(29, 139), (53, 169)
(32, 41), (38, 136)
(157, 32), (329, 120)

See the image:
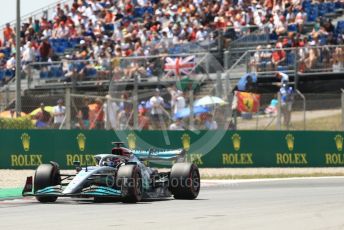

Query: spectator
(4, 53), (16, 83)
(168, 84), (178, 113)
(204, 113), (218, 130)
(265, 97), (278, 116)
(138, 107), (150, 130)
(103, 94), (119, 130)
(303, 41), (318, 70)
(169, 118), (185, 130)
(77, 97), (90, 130)
(38, 37), (52, 62)
(53, 99), (66, 129)
(276, 71), (289, 85)
(272, 44), (286, 69)
(279, 83), (294, 127)
(3, 23), (14, 44)
(22, 41), (35, 77)
(34, 103), (51, 128)
(117, 103), (133, 130)
(173, 91), (186, 116)
(149, 88), (165, 129)
(90, 98), (105, 129)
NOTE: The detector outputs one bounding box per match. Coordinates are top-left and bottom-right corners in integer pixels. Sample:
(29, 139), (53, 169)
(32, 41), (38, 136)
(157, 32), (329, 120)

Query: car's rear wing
(132, 149), (186, 162)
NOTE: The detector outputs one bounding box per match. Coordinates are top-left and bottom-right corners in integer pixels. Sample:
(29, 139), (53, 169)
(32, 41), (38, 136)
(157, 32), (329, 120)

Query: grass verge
(201, 172), (344, 180)
(291, 113), (341, 130)
(0, 188), (22, 199)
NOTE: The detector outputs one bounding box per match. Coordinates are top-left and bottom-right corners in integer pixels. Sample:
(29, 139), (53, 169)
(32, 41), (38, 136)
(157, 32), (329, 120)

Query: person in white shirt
(149, 88), (165, 129)
(174, 91), (186, 116)
(196, 25), (208, 41)
(53, 99), (66, 129)
(103, 95), (119, 130)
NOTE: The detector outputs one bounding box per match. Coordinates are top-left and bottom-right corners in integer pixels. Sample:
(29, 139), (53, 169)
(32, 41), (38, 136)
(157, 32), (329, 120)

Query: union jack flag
(164, 56), (195, 78)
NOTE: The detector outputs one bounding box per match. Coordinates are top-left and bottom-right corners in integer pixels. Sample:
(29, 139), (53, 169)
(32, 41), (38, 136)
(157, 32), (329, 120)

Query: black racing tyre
(170, 163), (200, 199)
(34, 163), (61, 203)
(116, 164), (142, 203)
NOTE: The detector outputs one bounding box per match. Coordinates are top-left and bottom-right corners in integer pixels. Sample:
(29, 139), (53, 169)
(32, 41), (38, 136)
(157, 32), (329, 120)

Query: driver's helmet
(105, 157), (122, 167)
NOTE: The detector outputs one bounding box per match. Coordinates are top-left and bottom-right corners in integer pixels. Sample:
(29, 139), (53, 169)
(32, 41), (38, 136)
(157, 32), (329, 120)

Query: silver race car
(22, 142), (200, 203)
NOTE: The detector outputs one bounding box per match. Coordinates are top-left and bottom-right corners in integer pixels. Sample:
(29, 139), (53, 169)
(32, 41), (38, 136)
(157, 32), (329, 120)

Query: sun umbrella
(174, 106), (210, 119)
(0, 110), (26, 118)
(237, 73), (257, 91)
(30, 106), (54, 116)
(193, 96), (228, 107)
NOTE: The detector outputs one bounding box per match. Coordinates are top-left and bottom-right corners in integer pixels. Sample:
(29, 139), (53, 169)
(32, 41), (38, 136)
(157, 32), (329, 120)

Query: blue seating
(335, 1), (344, 9)
(0, 70), (4, 81)
(49, 66), (63, 78)
(336, 21), (344, 34)
(104, 24), (114, 31)
(5, 69), (14, 77)
(302, 0), (312, 10)
(318, 3), (327, 16)
(133, 7), (154, 18)
(286, 52), (295, 66)
(287, 24), (297, 32)
(86, 68), (97, 77)
(40, 71), (49, 79)
(319, 35), (327, 46)
(307, 4), (319, 22)
(326, 2), (335, 13)
(277, 66), (288, 72)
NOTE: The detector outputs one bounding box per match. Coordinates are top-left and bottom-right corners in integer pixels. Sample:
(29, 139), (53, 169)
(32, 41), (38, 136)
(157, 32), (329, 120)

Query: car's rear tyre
(116, 164), (142, 203)
(170, 163), (200, 199)
(34, 163), (61, 203)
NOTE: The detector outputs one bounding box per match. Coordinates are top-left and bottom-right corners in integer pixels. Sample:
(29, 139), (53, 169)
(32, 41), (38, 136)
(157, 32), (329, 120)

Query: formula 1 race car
(22, 143), (200, 203)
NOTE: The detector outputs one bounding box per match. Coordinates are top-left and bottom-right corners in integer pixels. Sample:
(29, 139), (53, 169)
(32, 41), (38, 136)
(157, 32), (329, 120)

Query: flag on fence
(164, 56), (195, 77)
(236, 91), (261, 113)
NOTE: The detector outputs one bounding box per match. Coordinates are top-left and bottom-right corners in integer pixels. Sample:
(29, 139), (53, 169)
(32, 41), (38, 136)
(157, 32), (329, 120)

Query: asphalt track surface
(1, 178), (344, 230)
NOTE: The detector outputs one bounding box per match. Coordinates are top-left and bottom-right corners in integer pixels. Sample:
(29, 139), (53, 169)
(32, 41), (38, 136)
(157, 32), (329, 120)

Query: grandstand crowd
(0, 0), (342, 85)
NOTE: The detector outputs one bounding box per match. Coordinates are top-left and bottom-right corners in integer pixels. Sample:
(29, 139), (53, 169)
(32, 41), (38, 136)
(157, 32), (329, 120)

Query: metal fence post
(294, 47), (299, 90)
(276, 92), (281, 130)
(5, 86), (9, 108)
(133, 75), (138, 130)
(205, 54), (210, 79)
(65, 87), (71, 130)
(218, 30), (224, 56)
(224, 51), (229, 70)
(296, 90), (306, 130)
(216, 71), (222, 97)
(189, 90), (194, 129)
(27, 64), (31, 89)
(341, 89), (344, 131)
(105, 96), (111, 130)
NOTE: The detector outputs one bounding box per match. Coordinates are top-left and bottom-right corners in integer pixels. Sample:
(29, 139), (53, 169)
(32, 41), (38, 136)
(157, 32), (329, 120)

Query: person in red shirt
(138, 108), (150, 130)
(39, 37), (52, 62)
(3, 23), (14, 43)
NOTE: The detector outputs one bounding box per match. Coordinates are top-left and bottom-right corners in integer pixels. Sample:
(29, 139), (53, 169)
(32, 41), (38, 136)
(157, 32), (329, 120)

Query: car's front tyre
(170, 163), (200, 200)
(116, 164), (142, 203)
(34, 163), (61, 203)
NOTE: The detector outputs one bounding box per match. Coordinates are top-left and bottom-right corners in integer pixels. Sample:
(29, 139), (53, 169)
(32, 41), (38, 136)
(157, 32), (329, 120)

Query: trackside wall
(1, 130), (344, 169)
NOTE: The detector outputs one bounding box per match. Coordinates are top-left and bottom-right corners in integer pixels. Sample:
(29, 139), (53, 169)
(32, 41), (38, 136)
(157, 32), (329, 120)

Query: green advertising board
(0, 130), (344, 169)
